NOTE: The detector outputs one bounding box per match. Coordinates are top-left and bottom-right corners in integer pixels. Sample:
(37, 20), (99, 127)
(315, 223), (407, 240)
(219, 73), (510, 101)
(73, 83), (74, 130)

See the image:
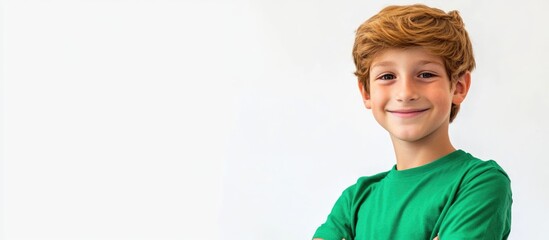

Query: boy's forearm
(312, 236), (439, 240)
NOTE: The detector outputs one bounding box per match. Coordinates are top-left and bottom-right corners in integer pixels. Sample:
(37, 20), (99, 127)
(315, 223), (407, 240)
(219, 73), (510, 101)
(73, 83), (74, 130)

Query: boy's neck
(391, 125), (456, 171)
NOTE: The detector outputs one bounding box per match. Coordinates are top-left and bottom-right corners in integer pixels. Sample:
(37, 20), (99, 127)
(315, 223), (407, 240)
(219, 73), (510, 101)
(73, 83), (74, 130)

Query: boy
(313, 4), (512, 240)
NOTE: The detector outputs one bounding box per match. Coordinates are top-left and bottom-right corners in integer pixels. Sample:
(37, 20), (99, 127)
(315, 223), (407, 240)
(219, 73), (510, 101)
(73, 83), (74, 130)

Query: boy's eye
(418, 72), (436, 78)
(378, 74), (396, 80)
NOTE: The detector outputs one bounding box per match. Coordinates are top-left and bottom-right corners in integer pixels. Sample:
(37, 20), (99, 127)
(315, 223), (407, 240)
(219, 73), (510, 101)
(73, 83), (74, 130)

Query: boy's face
(359, 47), (470, 143)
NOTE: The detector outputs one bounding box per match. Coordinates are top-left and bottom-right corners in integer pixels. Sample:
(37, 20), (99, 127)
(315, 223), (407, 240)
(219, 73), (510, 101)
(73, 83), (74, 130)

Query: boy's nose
(395, 78), (419, 102)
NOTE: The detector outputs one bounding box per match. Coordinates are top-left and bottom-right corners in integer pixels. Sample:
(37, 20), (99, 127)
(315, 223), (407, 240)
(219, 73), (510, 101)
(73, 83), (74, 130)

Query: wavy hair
(353, 4), (475, 122)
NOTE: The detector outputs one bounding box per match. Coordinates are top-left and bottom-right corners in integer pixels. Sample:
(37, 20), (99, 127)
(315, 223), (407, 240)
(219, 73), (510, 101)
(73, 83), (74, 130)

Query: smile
(387, 108), (429, 118)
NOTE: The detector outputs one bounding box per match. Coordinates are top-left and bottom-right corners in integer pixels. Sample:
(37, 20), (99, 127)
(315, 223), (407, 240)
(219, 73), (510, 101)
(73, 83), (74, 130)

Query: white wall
(3, 0), (548, 239)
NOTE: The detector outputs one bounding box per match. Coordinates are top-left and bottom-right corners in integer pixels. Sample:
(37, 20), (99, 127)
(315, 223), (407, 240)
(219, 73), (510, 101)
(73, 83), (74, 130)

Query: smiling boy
(312, 4), (512, 240)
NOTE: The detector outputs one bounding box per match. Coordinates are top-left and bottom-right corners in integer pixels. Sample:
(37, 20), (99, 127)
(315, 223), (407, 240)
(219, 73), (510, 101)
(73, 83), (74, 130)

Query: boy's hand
(433, 236), (439, 240)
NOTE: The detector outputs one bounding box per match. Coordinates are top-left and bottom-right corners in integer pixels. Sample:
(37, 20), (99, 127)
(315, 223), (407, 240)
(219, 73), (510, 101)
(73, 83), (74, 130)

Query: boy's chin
(388, 129), (432, 143)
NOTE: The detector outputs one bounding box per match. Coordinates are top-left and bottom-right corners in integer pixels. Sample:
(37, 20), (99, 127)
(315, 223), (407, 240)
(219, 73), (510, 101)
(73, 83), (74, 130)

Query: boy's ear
(358, 81), (372, 109)
(452, 71), (471, 105)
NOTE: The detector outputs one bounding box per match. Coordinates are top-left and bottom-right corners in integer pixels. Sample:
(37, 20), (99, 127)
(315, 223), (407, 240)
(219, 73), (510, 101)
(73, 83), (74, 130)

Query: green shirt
(313, 150), (512, 240)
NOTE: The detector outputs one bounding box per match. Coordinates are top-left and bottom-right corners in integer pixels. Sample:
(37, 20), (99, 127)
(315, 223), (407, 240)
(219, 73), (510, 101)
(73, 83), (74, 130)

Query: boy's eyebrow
(371, 61), (395, 69)
(416, 60), (445, 67)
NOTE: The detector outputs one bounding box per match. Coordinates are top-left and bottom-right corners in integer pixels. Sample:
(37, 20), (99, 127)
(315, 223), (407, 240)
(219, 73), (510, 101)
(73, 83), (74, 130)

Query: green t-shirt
(313, 150), (512, 240)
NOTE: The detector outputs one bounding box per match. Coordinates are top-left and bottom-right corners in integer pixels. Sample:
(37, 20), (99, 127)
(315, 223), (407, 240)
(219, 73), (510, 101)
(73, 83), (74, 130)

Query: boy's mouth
(387, 108), (429, 118)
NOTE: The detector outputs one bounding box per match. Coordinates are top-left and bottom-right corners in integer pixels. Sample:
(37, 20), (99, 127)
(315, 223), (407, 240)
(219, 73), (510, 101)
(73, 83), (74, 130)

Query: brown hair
(353, 4), (475, 122)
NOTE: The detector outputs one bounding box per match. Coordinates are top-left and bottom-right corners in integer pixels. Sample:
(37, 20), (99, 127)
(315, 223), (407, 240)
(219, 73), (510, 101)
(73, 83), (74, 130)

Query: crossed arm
(312, 237), (439, 240)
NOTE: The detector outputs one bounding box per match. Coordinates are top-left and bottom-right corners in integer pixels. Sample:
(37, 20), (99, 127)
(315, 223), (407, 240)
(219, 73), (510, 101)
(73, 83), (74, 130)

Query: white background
(2, 0), (548, 239)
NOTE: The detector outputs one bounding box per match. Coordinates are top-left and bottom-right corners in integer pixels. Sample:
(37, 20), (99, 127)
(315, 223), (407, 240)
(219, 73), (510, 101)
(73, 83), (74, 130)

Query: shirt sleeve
(439, 165), (512, 240)
(312, 186), (355, 240)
